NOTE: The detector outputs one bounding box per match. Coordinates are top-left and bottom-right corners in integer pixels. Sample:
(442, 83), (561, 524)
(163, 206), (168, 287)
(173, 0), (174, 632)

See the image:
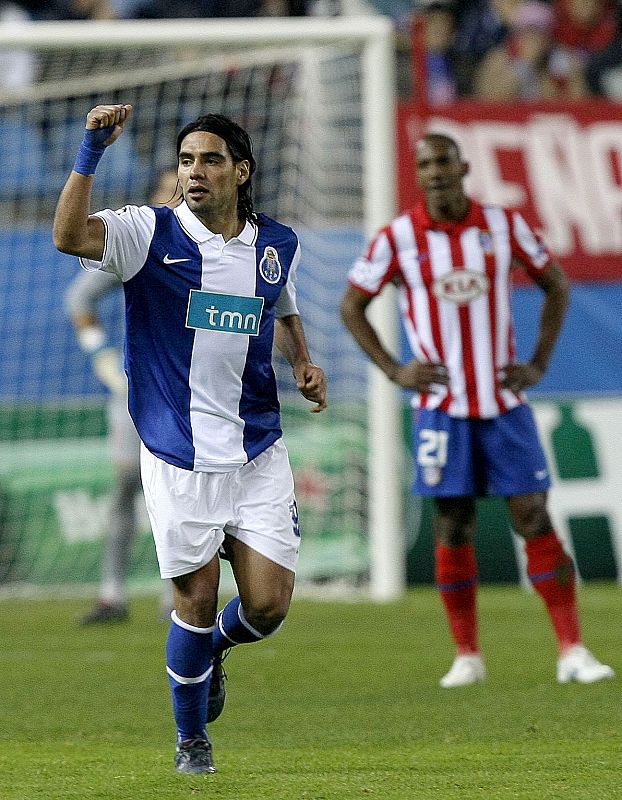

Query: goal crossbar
(0, 17), (390, 49)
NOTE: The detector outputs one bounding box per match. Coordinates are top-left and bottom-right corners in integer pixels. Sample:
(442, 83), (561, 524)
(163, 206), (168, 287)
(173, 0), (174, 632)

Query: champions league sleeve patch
(259, 246), (282, 284)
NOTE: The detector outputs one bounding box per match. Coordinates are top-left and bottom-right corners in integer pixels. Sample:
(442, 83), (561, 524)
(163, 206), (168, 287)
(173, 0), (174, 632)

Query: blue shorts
(412, 405), (552, 498)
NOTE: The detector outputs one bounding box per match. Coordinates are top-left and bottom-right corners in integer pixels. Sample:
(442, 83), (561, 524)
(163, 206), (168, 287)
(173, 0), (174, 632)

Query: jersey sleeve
(510, 212), (552, 279)
(64, 269), (121, 317)
(275, 240), (300, 319)
(347, 229), (397, 296)
(80, 204), (156, 281)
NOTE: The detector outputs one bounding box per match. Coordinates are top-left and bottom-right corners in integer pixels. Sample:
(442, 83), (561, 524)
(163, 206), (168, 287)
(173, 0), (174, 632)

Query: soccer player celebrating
(54, 103), (327, 774)
(341, 132), (614, 689)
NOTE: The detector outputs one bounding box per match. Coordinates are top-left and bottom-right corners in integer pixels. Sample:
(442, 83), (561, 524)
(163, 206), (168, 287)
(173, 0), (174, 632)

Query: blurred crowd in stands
(1, 0), (622, 103)
(415, 0), (622, 103)
(0, 0), (318, 21)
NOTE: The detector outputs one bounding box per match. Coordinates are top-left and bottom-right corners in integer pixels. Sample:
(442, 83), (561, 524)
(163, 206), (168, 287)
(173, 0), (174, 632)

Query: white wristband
(77, 325), (107, 354)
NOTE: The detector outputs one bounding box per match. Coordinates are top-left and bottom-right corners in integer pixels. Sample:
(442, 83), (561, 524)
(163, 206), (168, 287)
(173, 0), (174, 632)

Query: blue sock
(166, 611), (214, 741)
(212, 596), (271, 655)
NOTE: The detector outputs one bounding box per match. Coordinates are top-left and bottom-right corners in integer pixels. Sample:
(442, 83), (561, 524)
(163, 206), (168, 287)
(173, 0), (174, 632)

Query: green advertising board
(0, 408), (371, 590)
(0, 398), (620, 591)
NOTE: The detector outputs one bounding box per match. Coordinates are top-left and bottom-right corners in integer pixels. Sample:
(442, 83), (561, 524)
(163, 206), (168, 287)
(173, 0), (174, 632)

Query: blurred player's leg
(436, 542), (479, 655)
(525, 529), (580, 649)
(524, 529), (615, 683)
(82, 396), (140, 625)
(91, 465), (140, 619)
(431, 492), (485, 688)
(436, 541), (485, 687)
(509, 484), (614, 684)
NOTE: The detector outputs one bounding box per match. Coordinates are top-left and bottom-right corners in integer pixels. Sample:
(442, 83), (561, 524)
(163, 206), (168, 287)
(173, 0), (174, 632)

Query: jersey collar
(413, 199), (482, 232)
(174, 201), (256, 245)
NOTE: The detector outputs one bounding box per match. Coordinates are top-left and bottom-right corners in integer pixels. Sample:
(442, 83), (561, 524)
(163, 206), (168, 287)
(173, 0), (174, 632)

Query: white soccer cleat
(556, 645), (615, 684)
(439, 654), (486, 688)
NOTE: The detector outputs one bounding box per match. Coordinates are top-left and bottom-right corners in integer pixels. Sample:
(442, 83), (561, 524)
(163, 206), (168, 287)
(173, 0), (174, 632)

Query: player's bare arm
(340, 285), (448, 391)
(275, 315), (327, 412)
(53, 103), (133, 261)
(498, 260), (569, 393)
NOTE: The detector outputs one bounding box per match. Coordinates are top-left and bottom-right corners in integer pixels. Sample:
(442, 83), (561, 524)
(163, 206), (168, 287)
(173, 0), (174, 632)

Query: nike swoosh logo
(163, 254), (191, 264)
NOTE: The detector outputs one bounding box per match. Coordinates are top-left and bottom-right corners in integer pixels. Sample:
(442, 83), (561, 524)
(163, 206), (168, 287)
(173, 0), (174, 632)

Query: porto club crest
(259, 246), (282, 284)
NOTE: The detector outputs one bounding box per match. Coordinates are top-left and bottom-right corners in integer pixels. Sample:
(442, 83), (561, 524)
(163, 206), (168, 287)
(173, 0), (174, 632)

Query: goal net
(0, 18), (404, 599)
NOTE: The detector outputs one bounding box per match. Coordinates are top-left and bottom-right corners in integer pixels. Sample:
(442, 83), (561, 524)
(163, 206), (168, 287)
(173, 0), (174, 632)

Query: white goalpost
(0, 17), (404, 600)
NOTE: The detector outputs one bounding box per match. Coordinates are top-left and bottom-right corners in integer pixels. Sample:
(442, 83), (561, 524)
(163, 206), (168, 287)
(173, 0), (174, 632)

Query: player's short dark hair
(421, 132), (462, 160)
(176, 113), (256, 222)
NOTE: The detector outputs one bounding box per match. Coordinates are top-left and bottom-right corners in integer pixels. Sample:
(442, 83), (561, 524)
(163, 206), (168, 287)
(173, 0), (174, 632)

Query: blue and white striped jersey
(81, 201), (300, 472)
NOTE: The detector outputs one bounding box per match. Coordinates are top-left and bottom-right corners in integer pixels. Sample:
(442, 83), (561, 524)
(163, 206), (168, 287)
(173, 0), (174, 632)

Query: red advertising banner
(397, 100), (622, 282)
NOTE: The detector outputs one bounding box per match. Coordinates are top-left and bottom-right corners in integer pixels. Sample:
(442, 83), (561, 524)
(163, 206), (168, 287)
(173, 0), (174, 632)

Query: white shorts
(140, 438), (300, 578)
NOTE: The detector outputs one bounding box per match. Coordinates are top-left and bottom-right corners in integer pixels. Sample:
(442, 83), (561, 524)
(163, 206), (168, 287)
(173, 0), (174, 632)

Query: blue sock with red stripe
(435, 543), (480, 654)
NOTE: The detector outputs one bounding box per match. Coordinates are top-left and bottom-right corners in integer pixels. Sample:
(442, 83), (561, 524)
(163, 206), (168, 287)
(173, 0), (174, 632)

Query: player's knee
(434, 498), (476, 546)
(243, 595), (290, 636)
(509, 493), (551, 538)
(172, 563), (220, 625)
(436, 526), (474, 547)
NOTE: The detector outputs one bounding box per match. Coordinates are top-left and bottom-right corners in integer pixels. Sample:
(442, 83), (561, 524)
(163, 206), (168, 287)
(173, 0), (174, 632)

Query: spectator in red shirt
(553, 0), (622, 95)
(554, 0), (619, 54)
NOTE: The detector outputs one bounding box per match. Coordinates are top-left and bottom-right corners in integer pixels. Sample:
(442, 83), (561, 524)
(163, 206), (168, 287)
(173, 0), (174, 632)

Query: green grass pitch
(1, 583), (621, 799)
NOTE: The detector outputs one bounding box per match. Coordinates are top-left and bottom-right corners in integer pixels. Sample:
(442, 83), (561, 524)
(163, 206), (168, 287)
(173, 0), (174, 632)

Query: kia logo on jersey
(432, 270), (490, 305)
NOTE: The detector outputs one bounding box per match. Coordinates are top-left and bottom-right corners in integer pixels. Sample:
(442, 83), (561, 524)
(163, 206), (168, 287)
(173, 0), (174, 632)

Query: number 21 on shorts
(417, 429), (448, 487)
(417, 429), (448, 467)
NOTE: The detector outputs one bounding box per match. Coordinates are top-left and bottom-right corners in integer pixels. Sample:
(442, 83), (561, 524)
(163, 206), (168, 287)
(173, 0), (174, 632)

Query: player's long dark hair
(176, 114), (257, 222)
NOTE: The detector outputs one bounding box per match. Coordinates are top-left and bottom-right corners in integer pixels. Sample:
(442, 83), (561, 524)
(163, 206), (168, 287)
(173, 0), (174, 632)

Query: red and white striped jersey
(348, 200), (552, 419)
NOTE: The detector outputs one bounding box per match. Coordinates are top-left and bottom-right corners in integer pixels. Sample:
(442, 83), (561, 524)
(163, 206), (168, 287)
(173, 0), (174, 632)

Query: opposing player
(65, 167), (179, 625)
(53, 103), (327, 774)
(341, 132), (614, 688)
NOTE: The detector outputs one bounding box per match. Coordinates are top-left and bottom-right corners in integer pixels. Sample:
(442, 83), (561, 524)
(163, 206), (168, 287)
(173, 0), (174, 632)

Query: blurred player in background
(53, 103), (327, 775)
(65, 167), (179, 625)
(341, 132), (614, 688)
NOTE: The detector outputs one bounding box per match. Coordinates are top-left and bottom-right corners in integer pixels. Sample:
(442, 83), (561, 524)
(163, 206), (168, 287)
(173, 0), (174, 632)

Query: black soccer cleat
(80, 602), (129, 625)
(206, 651), (228, 723)
(175, 736), (217, 774)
